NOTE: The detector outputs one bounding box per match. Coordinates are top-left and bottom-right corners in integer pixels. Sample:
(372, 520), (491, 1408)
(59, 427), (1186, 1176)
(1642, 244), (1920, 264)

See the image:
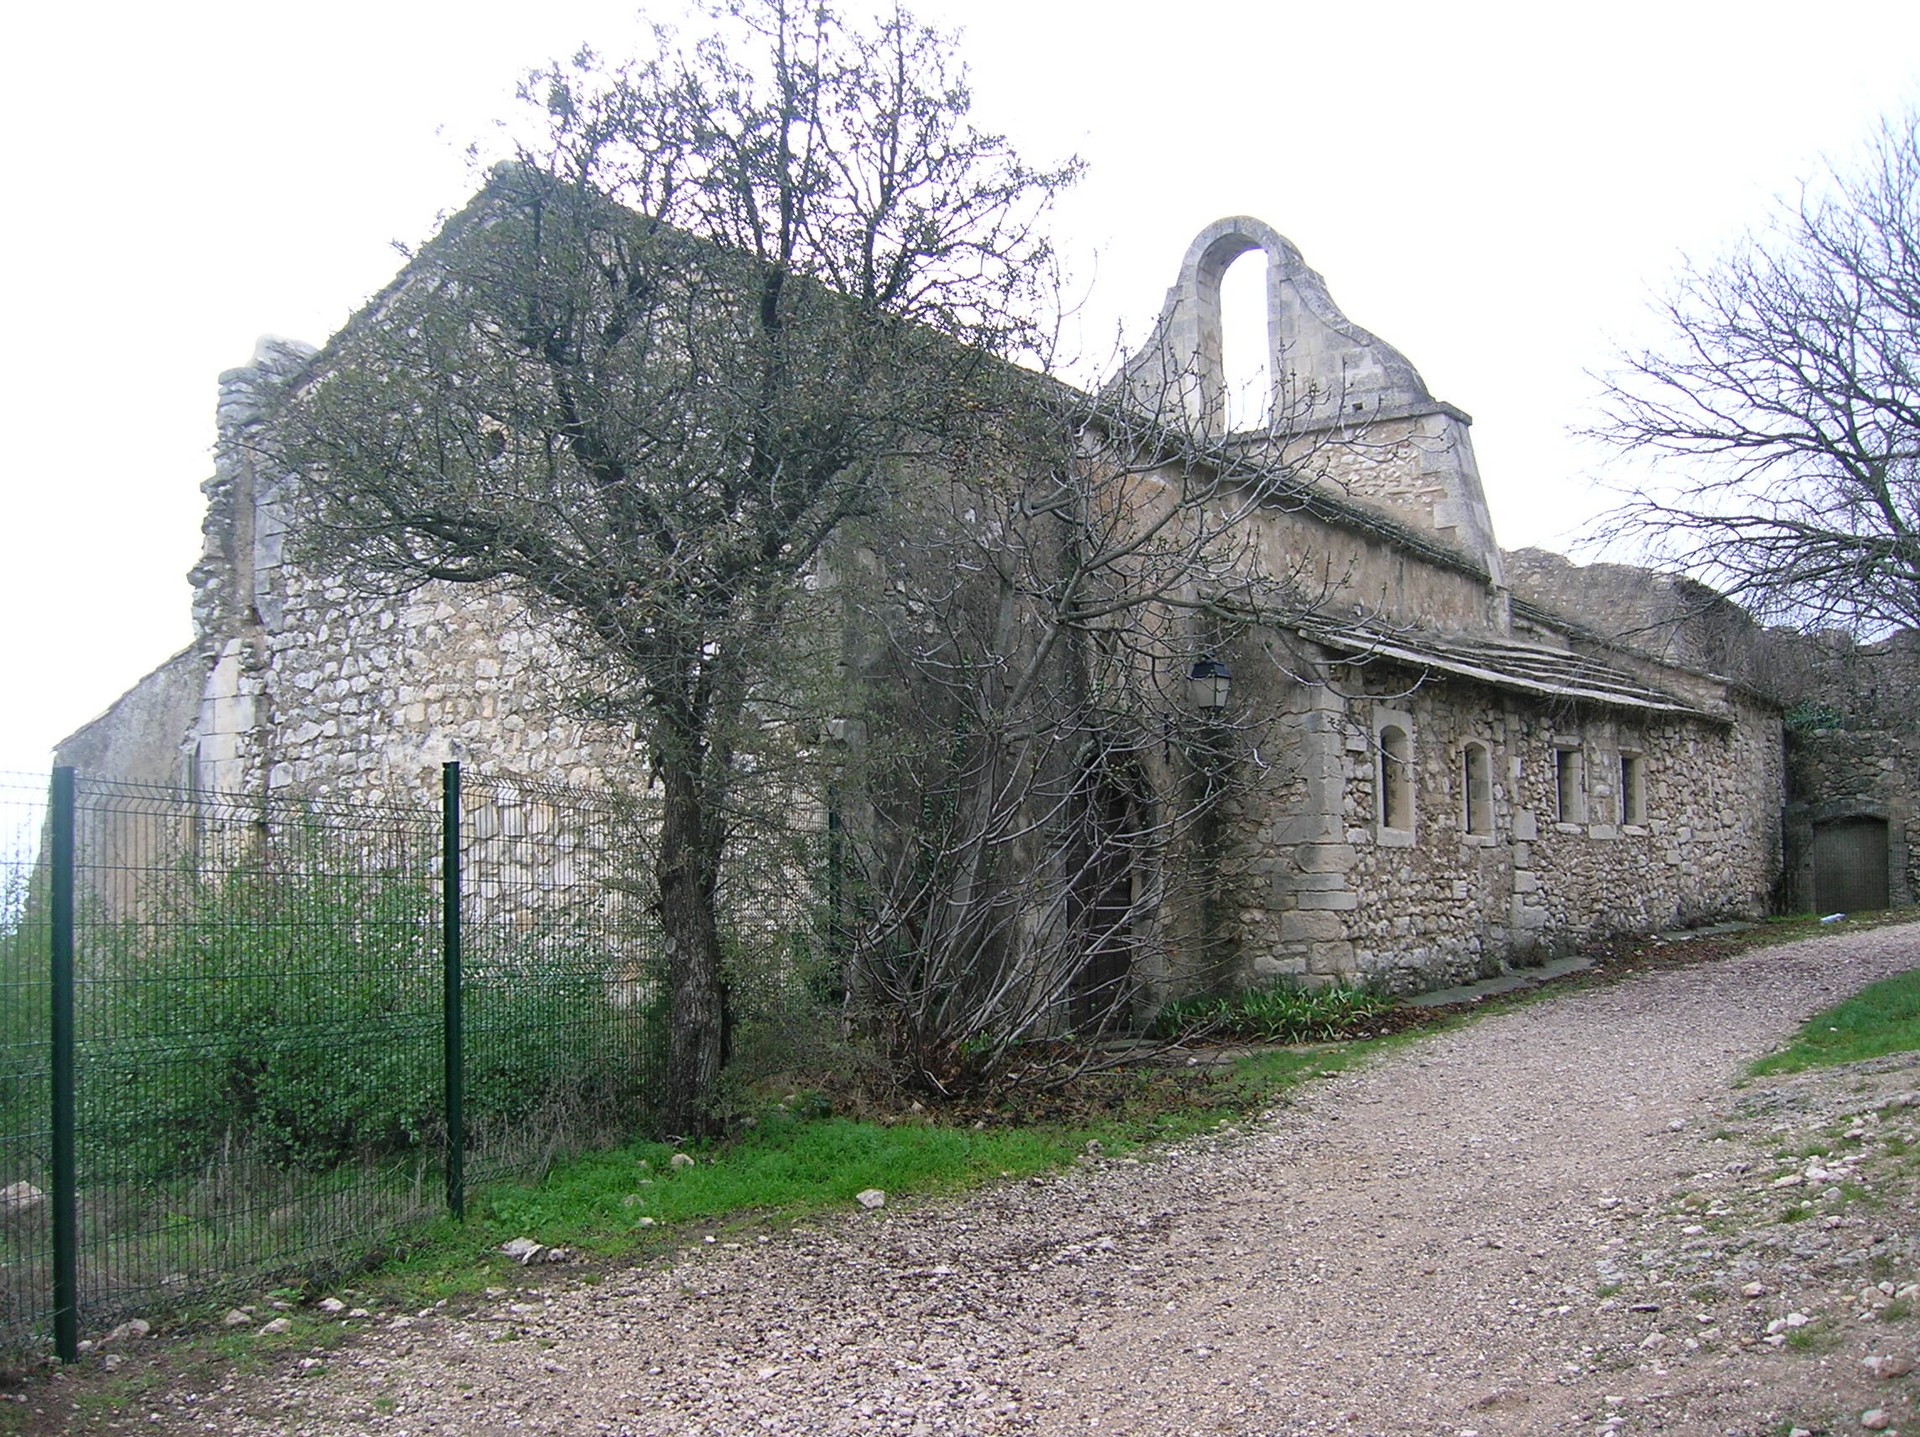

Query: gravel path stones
(113, 924), (1920, 1436)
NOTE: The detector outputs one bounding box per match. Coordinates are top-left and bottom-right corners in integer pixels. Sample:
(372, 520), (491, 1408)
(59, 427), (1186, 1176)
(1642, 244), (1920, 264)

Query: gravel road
(54, 923), (1920, 1436)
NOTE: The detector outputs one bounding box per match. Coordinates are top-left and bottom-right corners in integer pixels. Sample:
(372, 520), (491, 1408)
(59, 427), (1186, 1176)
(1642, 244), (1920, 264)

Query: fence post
(441, 762), (465, 1220)
(49, 767), (78, 1362)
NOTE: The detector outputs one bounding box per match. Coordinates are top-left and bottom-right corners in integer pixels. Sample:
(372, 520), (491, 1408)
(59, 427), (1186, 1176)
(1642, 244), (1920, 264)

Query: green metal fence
(0, 764), (664, 1358)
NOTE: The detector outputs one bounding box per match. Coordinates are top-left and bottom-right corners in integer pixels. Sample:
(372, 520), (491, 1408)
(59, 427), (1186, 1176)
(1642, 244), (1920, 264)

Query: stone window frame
(1553, 741), (1586, 829)
(1461, 740), (1495, 841)
(1374, 707), (1416, 847)
(1619, 749), (1648, 828)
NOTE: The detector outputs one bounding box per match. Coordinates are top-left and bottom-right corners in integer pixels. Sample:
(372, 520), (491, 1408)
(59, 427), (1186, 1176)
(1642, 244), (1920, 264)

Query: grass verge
(321, 1043), (1368, 1313)
(1751, 964), (1920, 1076)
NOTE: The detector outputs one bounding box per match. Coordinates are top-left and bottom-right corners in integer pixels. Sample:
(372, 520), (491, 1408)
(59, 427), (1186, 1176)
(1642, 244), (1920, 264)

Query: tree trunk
(657, 758), (728, 1138)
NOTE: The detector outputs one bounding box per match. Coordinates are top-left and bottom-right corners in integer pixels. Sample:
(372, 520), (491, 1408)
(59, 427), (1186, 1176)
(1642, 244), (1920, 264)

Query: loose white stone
(0, 1182), (45, 1215)
(856, 1189), (887, 1210)
(501, 1237), (546, 1264)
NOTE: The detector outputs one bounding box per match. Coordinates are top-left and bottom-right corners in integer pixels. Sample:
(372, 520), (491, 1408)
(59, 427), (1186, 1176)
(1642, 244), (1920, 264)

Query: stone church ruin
(64, 211), (1839, 1012)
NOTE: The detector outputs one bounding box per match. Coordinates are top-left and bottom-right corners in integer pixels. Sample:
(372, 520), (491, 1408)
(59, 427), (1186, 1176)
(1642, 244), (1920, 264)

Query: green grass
(1750, 967), (1920, 1076)
(1784, 1322), (1836, 1353)
(484, 1112), (1082, 1242)
(341, 1043), (1366, 1311)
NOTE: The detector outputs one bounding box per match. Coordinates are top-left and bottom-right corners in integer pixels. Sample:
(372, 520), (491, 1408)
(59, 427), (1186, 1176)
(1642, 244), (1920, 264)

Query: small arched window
(1462, 742), (1493, 836)
(1379, 723), (1413, 832)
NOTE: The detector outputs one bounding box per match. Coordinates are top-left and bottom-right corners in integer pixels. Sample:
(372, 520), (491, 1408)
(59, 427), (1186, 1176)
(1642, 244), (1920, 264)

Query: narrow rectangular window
(1379, 724), (1413, 831)
(1621, 752), (1646, 825)
(1555, 747), (1584, 824)
(1462, 742), (1492, 836)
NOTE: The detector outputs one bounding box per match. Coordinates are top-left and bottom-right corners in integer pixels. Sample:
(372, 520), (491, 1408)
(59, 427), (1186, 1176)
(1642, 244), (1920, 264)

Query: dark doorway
(1069, 778), (1137, 1031)
(1812, 816), (1890, 912)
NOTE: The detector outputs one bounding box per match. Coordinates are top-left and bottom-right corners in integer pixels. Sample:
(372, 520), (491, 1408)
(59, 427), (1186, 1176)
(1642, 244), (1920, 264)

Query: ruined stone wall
(1504, 547), (1774, 683)
(55, 650), (207, 790)
(252, 556), (844, 946)
(1780, 632), (1920, 909)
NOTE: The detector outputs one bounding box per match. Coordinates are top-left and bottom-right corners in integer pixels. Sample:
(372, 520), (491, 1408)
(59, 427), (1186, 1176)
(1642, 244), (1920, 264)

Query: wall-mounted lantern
(1188, 655), (1232, 714)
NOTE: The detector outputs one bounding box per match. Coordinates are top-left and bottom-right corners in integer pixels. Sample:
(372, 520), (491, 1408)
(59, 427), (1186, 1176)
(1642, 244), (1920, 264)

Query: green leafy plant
(74, 863), (664, 1182)
(1151, 978), (1393, 1045)
(1783, 700), (1846, 733)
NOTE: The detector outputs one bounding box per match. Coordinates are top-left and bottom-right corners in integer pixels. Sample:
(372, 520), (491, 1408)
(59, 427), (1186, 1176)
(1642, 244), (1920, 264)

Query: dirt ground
(14, 921), (1920, 1436)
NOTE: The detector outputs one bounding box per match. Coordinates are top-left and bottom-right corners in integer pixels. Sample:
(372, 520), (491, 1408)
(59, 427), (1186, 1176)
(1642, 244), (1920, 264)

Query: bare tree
(266, 0), (1076, 1135)
(835, 364), (1355, 1096)
(1589, 112), (1920, 635)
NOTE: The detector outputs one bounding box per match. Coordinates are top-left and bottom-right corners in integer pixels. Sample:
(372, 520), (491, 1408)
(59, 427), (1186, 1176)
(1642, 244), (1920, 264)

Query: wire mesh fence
(0, 775), (52, 1346)
(459, 772), (664, 1188)
(0, 765), (663, 1355)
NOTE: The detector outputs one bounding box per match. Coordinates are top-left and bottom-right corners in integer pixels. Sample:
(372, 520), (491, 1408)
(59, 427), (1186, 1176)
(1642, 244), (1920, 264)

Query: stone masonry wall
(1505, 548), (1917, 915)
(1228, 473), (1504, 636)
(1781, 632), (1920, 910)
(260, 569), (637, 807)
(1230, 657), (1782, 992)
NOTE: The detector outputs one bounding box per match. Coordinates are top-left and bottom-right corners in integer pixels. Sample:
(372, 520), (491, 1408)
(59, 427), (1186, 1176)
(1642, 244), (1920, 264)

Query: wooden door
(1812, 817), (1890, 913)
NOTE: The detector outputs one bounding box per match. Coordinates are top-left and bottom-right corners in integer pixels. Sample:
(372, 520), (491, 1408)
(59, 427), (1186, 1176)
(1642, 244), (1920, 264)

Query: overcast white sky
(2, 0), (1917, 782)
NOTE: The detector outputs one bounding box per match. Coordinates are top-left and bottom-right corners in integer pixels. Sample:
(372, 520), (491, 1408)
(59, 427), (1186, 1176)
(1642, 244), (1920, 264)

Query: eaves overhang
(1295, 618), (1729, 723)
